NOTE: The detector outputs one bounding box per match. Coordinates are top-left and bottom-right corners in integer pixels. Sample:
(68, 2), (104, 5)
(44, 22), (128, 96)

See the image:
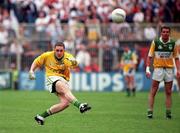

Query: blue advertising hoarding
(18, 71), (179, 92)
(0, 72), (11, 89)
(70, 72), (148, 91)
(19, 71), (45, 90)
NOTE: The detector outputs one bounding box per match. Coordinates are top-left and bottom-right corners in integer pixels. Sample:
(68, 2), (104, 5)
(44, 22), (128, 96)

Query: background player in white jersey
(146, 26), (180, 119)
(29, 42), (91, 125)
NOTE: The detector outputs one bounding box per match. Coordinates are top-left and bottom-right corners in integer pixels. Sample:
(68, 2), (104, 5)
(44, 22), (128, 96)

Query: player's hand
(176, 70), (180, 78)
(64, 58), (78, 68)
(146, 66), (151, 79)
(29, 71), (35, 80)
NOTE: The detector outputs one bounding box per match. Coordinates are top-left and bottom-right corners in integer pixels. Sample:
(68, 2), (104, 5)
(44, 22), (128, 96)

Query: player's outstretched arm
(29, 61), (40, 80)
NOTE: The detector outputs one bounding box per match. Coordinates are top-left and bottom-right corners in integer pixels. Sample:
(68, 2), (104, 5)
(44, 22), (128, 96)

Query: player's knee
(150, 88), (158, 96)
(62, 100), (70, 108)
(55, 81), (65, 94)
(165, 89), (172, 95)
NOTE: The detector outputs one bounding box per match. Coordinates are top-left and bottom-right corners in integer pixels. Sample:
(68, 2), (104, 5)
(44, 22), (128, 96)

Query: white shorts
(152, 68), (174, 82)
(123, 68), (135, 76)
(45, 76), (69, 93)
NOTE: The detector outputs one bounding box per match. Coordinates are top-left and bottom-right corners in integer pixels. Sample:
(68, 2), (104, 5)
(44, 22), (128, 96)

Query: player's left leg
(129, 75), (136, 96)
(125, 76), (131, 96)
(164, 68), (174, 119)
(55, 80), (91, 113)
(164, 81), (173, 119)
(49, 93), (70, 114)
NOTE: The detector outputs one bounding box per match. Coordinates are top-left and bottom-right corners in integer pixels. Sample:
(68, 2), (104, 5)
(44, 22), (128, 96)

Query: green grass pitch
(0, 90), (180, 133)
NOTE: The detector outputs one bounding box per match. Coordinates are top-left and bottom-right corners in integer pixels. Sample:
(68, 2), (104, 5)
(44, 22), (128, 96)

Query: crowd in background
(0, 0), (180, 72)
(1, 0), (180, 24)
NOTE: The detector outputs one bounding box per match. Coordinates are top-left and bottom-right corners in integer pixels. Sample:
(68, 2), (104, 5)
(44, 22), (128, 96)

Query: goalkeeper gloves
(29, 71), (36, 80)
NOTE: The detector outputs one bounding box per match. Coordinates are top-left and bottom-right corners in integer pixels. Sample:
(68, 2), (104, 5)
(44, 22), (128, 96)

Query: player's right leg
(34, 114), (45, 125)
(34, 93), (70, 125)
(129, 70), (136, 96)
(34, 78), (70, 125)
(147, 80), (159, 118)
(147, 68), (164, 119)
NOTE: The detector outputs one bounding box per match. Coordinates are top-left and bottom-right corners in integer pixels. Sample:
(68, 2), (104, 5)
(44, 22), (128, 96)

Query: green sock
(72, 100), (81, 108)
(40, 110), (52, 118)
(126, 88), (130, 96)
(166, 109), (171, 114)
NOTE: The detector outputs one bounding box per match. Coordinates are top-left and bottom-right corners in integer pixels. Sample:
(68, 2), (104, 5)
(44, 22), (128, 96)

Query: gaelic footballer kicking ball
(111, 8), (126, 23)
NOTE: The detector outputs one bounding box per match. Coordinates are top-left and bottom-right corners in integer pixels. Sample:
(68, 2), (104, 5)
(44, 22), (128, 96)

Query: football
(111, 8), (126, 23)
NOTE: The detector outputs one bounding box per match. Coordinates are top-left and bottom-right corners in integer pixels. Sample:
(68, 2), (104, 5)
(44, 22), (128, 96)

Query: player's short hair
(160, 26), (171, 32)
(54, 42), (65, 49)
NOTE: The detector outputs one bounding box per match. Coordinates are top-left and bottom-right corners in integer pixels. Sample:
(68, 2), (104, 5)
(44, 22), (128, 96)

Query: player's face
(54, 46), (65, 59)
(161, 28), (170, 42)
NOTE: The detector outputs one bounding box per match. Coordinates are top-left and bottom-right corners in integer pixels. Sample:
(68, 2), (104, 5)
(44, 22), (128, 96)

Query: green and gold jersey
(34, 51), (77, 81)
(148, 37), (178, 68)
(121, 50), (137, 72)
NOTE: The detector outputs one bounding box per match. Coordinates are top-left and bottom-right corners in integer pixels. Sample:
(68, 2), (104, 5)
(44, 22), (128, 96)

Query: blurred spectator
(86, 4), (101, 41)
(0, 25), (9, 46)
(74, 25), (87, 48)
(102, 45), (114, 72)
(35, 11), (49, 40)
(58, 3), (69, 23)
(97, 2), (112, 24)
(76, 44), (91, 72)
(163, 0), (174, 22)
(108, 23), (121, 39)
(11, 63), (19, 90)
(46, 15), (63, 47)
(133, 22), (143, 40)
(21, 0), (38, 23)
(22, 41), (40, 70)
(133, 3), (144, 23)
(17, 24), (29, 44)
(84, 58), (100, 72)
(174, 0), (180, 22)
(0, 0), (179, 25)
(88, 40), (99, 58)
(64, 36), (75, 54)
(68, 10), (81, 41)
(1, 9), (13, 31)
(118, 22), (132, 40)
(9, 39), (24, 55)
(144, 24), (157, 40)
(76, 0), (88, 23)
(33, 0), (45, 11)
(10, 9), (19, 39)
(98, 36), (108, 47)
